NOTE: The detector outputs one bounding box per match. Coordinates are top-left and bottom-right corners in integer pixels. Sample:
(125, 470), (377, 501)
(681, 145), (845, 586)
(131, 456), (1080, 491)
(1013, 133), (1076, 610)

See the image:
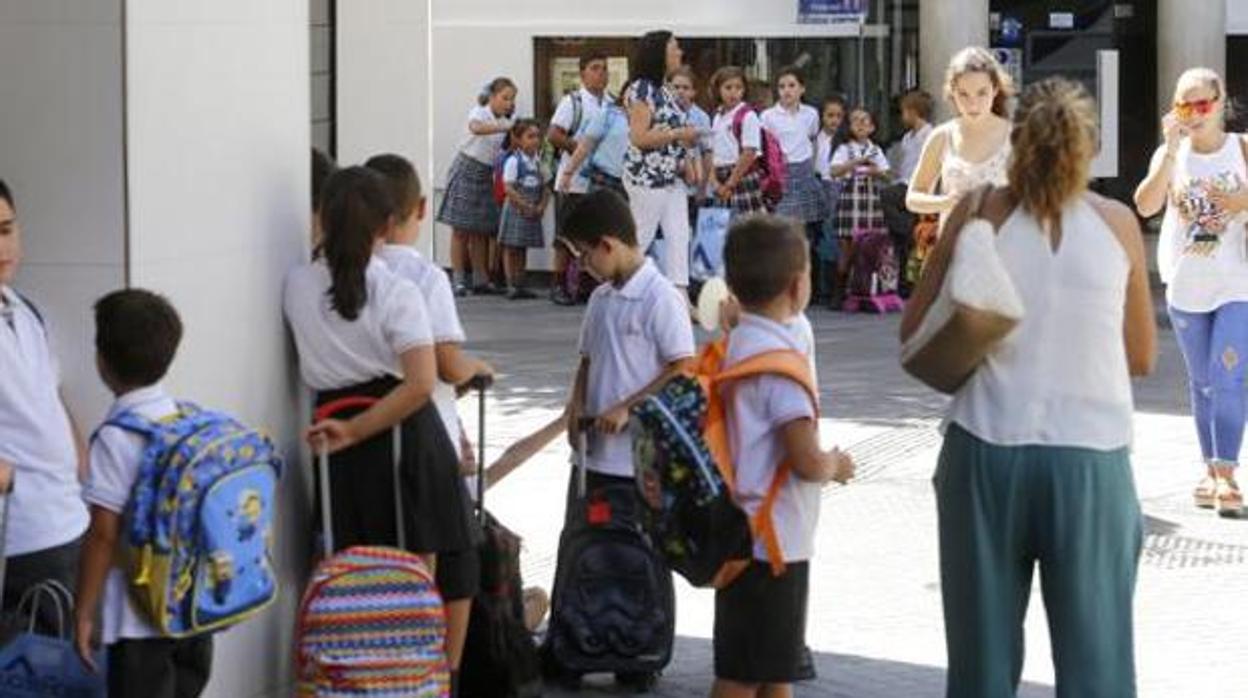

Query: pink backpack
(731, 107), (787, 210)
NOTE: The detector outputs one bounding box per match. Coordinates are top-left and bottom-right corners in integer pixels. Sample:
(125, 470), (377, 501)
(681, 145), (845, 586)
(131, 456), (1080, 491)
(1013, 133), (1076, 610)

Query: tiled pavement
(455, 295), (1248, 697)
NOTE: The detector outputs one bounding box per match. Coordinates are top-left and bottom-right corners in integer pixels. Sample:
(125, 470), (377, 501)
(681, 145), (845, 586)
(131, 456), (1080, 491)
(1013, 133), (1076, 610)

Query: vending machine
(989, 1), (1157, 202)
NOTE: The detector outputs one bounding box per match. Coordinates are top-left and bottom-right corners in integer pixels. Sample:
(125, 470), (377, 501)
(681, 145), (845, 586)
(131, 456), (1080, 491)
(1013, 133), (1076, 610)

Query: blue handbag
(0, 580), (107, 696)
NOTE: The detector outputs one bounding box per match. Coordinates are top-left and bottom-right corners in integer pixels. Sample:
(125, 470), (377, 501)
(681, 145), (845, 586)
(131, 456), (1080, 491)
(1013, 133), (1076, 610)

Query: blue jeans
(1169, 302), (1248, 467)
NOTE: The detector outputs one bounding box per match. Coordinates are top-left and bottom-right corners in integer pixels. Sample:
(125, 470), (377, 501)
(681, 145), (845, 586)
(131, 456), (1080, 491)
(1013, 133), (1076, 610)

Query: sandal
(1214, 474), (1244, 518)
(1194, 467), (1218, 509)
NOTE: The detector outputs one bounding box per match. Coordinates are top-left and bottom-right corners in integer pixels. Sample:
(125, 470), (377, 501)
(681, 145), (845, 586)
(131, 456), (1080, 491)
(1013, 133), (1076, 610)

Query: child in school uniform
(814, 96), (848, 303)
(0, 179), (90, 634)
(829, 107), (892, 304)
(284, 167), (477, 696)
(560, 189), (696, 509)
(709, 66), (769, 216)
(73, 289), (213, 698)
(438, 77), (517, 297)
(763, 66), (829, 263)
(668, 65), (714, 226)
(497, 119), (550, 300)
(366, 153), (495, 685)
(712, 215), (854, 698)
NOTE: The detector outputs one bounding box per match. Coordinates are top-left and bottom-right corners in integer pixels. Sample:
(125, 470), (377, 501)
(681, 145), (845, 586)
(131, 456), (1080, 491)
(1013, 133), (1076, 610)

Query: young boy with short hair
(0, 178), (90, 633)
(712, 214), (854, 698)
(74, 289), (214, 698)
(561, 188), (696, 503)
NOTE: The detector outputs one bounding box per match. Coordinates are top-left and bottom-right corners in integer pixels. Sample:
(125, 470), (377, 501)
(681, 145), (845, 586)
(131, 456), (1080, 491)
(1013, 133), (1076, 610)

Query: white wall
(1230, 0), (1248, 35)
(337, 0), (434, 258)
(0, 0), (127, 426)
(123, 2), (310, 696)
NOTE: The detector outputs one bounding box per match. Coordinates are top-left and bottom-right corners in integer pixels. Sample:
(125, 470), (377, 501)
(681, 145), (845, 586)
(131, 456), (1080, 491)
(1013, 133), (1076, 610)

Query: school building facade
(0, 1), (1240, 695)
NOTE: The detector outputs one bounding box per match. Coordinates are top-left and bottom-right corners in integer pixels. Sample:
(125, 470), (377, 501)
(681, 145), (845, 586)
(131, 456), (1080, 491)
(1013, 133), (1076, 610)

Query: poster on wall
(550, 56), (630, 110)
(797, 0), (867, 24)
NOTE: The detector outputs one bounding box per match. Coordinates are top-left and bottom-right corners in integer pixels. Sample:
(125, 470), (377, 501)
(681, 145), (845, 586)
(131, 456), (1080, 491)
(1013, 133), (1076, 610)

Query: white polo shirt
(283, 257), (434, 392)
(460, 105), (512, 166)
(552, 87), (612, 194)
(578, 260), (695, 477)
(81, 385), (178, 644)
(721, 312), (820, 563)
(762, 103), (820, 164)
(376, 244), (467, 452)
(711, 103), (762, 167)
(0, 287), (88, 556)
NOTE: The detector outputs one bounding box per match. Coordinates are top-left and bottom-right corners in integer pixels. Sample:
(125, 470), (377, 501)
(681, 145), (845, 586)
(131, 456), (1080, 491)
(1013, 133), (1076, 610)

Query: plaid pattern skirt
(834, 174), (886, 239)
(775, 159), (829, 223)
(715, 166), (768, 216)
(498, 202), (545, 248)
(436, 153), (501, 235)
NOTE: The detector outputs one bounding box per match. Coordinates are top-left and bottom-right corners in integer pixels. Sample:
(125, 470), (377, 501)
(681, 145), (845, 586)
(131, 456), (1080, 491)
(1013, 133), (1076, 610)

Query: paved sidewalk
(456, 296), (1248, 698)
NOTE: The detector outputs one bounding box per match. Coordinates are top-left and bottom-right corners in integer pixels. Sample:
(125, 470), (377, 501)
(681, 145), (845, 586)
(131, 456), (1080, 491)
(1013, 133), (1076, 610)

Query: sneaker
(453, 282), (470, 298)
(550, 286), (575, 306)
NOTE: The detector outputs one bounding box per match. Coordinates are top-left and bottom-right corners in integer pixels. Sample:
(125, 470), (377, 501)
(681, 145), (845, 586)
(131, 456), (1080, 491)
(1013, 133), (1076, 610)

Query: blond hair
(1174, 67), (1227, 125)
(1007, 77), (1098, 232)
(944, 47), (1014, 118)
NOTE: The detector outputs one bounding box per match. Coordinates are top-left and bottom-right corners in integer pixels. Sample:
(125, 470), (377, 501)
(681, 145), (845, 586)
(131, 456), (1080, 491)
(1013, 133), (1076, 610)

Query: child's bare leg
(759, 683), (793, 698)
(711, 679), (760, 698)
(444, 598), (472, 668)
(469, 235), (489, 287)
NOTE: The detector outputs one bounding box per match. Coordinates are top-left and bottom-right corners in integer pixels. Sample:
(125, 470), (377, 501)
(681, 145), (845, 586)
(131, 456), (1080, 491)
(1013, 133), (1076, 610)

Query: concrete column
(920, 0), (990, 122)
(1158, 0), (1226, 115)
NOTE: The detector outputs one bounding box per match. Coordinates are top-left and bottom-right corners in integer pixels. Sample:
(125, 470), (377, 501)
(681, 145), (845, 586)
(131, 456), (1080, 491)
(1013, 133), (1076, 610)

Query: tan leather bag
(900, 187), (1025, 394)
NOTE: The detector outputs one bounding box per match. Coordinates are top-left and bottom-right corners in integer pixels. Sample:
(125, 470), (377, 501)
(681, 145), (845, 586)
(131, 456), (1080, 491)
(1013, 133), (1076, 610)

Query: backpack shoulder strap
(570, 92), (584, 135)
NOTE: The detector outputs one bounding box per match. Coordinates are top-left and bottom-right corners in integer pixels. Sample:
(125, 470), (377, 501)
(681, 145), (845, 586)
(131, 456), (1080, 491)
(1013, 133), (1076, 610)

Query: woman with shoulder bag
(902, 78), (1156, 698)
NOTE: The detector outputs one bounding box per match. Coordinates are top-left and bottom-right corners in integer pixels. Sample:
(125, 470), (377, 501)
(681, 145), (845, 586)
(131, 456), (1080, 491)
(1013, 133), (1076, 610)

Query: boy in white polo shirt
(74, 289), (213, 698)
(712, 214), (854, 698)
(0, 178), (90, 632)
(561, 189), (696, 504)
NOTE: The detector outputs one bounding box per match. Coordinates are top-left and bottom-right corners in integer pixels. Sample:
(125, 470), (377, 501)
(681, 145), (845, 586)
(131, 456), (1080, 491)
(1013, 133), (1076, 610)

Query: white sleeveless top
(1157, 134), (1248, 313)
(947, 197), (1134, 450)
(940, 136), (1011, 227)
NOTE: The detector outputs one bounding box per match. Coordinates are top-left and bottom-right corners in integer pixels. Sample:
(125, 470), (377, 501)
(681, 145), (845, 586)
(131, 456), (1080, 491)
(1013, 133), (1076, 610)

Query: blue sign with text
(798, 0), (867, 23)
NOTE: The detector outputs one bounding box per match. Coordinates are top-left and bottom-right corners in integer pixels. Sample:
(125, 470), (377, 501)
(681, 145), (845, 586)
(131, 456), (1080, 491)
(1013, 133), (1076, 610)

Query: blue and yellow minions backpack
(106, 403), (282, 637)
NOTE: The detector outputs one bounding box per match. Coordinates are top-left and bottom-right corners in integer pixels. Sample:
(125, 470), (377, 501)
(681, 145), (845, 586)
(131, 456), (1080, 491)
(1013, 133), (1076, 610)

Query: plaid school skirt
(715, 166), (768, 216)
(436, 153), (501, 235)
(834, 174), (886, 239)
(775, 159), (829, 224)
(498, 201), (545, 248)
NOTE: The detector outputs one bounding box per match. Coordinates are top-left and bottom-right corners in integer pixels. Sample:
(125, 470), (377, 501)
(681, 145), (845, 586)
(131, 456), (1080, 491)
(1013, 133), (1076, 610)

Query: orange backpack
(632, 338), (819, 588)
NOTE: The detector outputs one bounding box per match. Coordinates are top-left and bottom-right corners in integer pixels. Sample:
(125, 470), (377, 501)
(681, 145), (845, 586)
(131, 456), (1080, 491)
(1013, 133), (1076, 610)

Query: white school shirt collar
(578, 86), (610, 108)
(734, 312), (805, 353)
(106, 384), (170, 420)
(606, 258), (661, 300)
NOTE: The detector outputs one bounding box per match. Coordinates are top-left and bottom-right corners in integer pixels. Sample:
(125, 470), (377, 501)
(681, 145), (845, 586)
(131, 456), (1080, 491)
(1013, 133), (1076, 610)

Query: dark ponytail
(319, 167), (395, 321)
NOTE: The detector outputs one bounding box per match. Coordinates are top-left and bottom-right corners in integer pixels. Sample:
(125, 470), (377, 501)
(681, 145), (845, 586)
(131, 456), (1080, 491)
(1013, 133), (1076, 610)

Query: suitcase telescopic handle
(468, 374), (490, 524)
(313, 396), (405, 555)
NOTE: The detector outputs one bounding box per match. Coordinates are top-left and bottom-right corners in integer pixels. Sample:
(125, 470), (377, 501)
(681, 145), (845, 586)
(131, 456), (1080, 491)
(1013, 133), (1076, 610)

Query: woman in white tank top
(902, 78), (1157, 698)
(1135, 67), (1248, 518)
(906, 47), (1014, 230)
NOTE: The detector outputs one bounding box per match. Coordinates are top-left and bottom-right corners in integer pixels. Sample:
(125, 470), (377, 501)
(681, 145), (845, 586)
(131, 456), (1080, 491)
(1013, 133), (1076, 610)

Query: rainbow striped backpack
(294, 546), (449, 697)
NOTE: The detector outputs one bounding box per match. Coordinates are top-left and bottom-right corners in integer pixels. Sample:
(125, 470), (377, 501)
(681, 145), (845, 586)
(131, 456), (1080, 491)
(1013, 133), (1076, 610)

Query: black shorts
(714, 560), (814, 684)
(435, 545), (481, 602)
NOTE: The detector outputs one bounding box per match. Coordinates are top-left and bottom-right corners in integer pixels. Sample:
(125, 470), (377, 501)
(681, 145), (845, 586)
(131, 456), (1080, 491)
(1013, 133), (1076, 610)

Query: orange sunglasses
(1173, 96), (1219, 120)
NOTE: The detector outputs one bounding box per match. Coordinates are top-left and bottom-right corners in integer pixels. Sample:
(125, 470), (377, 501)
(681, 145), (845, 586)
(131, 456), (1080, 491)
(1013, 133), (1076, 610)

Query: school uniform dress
(498, 151), (547, 249)
(711, 103), (768, 215)
(282, 258), (476, 562)
(715, 313), (820, 684)
(437, 104), (512, 235)
(83, 385), (213, 698)
(623, 78), (693, 285)
(937, 197), (1142, 696)
(570, 259), (696, 511)
(0, 287), (88, 632)
(831, 140), (890, 239)
(763, 103), (827, 223)
(376, 244), (483, 600)
(553, 87), (612, 232)
(580, 103), (631, 199)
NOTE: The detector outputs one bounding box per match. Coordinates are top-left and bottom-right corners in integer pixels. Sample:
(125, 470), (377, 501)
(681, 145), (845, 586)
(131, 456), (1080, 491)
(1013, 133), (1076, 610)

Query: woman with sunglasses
(1136, 67), (1248, 518)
